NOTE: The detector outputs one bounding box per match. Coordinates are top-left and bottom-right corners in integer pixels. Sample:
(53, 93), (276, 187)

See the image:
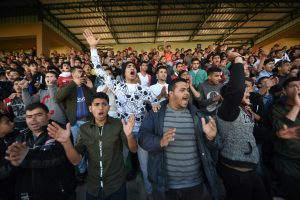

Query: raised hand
(84, 77), (93, 89)
(47, 122), (71, 144)
(277, 124), (300, 139)
(293, 87), (300, 108)
(201, 116), (217, 141)
(259, 49), (268, 59)
(5, 142), (29, 166)
(83, 29), (100, 49)
(160, 128), (176, 148)
(121, 114), (135, 138)
(70, 47), (75, 58)
(18, 79), (29, 89)
(226, 48), (242, 63)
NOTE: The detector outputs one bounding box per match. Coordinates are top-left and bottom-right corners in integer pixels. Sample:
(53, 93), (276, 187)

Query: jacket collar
(90, 116), (114, 126)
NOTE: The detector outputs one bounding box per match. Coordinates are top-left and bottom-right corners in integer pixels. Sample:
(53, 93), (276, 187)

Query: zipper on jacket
(59, 181), (65, 193)
(98, 126), (104, 189)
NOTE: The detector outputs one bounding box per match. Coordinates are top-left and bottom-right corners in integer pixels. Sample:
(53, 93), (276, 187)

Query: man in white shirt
(150, 66), (169, 102)
(137, 61), (151, 87)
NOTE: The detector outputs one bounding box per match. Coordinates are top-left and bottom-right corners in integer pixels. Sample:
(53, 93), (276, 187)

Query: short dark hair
(207, 67), (222, 75)
(191, 58), (200, 63)
(25, 103), (49, 113)
(282, 77), (300, 88)
(74, 58), (82, 63)
(257, 76), (269, 88)
(63, 61), (70, 66)
(83, 64), (91, 68)
(176, 62), (183, 68)
(168, 78), (187, 93)
(71, 66), (83, 73)
(156, 65), (167, 74)
(275, 60), (290, 68)
(29, 61), (38, 66)
(178, 70), (188, 78)
(90, 92), (109, 105)
(104, 67), (114, 75)
(245, 77), (254, 86)
(46, 71), (59, 78)
(141, 61), (148, 65)
(263, 58), (274, 65)
(211, 53), (221, 59)
(47, 66), (60, 74)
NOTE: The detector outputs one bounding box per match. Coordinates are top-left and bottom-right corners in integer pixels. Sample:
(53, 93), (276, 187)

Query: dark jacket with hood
(139, 100), (223, 200)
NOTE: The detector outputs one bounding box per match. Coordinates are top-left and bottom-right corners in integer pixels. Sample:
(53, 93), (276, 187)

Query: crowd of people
(0, 28), (300, 200)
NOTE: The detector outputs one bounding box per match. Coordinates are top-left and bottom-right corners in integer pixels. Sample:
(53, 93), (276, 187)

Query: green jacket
(188, 69), (208, 89)
(271, 100), (300, 178)
(55, 81), (95, 125)
(75, 117), (128, 197)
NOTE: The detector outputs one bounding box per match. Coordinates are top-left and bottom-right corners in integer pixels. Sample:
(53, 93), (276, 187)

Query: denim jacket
(139, 100), (223, 200)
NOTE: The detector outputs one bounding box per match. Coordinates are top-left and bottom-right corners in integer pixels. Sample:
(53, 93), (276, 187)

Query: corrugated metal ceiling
(38, 0), (300, 47)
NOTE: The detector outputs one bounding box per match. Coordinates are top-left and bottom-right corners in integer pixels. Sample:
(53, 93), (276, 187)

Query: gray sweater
(22, 85), (66, 124)
(217, 107), (259, 168)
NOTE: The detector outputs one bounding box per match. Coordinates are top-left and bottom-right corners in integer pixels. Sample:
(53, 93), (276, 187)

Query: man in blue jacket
(139, 78), (223, 200)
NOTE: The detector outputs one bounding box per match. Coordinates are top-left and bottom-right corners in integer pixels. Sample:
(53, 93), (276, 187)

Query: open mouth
(130, 71), (135, 75)
(182, 96), (189, 101)
(98, 112), (104, 116)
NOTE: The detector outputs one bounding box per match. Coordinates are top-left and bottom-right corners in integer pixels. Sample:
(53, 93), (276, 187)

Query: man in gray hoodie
(21, 71), (66, 124)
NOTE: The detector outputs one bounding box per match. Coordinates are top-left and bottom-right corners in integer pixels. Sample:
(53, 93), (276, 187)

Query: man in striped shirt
(139, 78), (223, 200)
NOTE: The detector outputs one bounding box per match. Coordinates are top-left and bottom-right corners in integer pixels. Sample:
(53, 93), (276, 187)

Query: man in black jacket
(5, 103), (75, 200)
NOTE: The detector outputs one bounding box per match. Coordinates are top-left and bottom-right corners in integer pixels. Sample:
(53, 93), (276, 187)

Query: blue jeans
(123, 134), (152, 194)
(86, 183), (126, 200)
(71, 120), (87, 174)
(137, 144), (152, 194)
